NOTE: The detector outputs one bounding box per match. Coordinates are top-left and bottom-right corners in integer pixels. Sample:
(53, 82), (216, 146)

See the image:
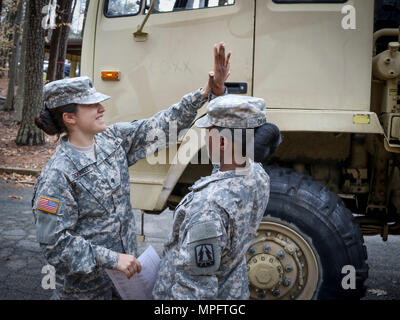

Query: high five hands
(201, 42), (232, 97)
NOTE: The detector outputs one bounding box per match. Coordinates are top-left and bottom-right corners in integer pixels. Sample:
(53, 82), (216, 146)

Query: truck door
(253, 0), (374, 111)
(90, 0), (255, 123)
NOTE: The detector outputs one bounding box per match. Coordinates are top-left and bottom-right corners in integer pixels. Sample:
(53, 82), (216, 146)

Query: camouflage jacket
(32, 90), (208, 300)
(152, 160), (270, 300)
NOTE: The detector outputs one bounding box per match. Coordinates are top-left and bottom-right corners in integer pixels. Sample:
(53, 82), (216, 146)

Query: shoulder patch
(186, 220), (223, 276)
(37, 196), (59, 214)
(195, 244), (215, 268)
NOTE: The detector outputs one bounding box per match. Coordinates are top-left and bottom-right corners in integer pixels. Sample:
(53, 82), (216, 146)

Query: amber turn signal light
(101, 71), (120, 80)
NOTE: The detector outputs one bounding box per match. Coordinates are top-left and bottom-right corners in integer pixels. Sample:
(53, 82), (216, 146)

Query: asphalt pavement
(0, 181), (399, 300)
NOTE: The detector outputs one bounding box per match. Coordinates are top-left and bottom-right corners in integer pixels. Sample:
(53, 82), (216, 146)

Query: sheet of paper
(106, 245), (161, 300)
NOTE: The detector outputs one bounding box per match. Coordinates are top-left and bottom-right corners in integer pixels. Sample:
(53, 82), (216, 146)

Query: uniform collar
(60, 133), (122, 171)
(190, 159), (254, 191)
(60, 135), (96, 171)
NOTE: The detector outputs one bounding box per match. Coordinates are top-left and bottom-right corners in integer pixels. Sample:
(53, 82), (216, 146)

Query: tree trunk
(81, 0), (90, 38)
(0, 1), (3, 26)
(55, 0), (75, 80)
(14, 0), (27, 123)
(46, 26), (60, 82)
(16, 0), (46, 146)
(0, 1), (17, 75)
(46, 0), (64, 82)
(4, 0), (23, 111)
(5, 1), (17, 61)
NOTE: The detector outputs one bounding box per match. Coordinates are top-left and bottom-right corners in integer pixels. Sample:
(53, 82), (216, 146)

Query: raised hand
(201, 42), (231, 97)
(210, 42), (231, 95)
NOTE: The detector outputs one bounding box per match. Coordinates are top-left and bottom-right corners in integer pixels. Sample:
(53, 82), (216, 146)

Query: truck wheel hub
(246, 221), (319, 300)
(248, 254), (282, 289)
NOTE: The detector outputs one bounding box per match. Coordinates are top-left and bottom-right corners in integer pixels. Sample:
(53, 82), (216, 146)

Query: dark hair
(215, 122), (282, 163)
(253, 123), (282, 163)
(35, 103), (78, 136)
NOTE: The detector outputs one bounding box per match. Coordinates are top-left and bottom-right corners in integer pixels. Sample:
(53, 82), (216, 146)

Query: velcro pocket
(36, 212), (58, 245)
(187, 221), (222, 243)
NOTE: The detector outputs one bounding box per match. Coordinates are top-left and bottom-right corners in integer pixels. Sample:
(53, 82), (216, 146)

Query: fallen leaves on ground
(367, 289), (387, 296)
(0, 172), (37, 187)
(0, 108), (57, 184)
(8, 195), (22, 200)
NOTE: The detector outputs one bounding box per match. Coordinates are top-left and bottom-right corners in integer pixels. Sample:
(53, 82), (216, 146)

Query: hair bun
(34, 108), (61, 136)
(253, 123), (282, 163)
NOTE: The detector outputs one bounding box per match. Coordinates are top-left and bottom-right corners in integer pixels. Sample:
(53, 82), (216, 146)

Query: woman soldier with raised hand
(32, 43), (231, 300)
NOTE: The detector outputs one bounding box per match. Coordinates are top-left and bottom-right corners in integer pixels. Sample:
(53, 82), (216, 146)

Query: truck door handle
(225, 82), (248, 94)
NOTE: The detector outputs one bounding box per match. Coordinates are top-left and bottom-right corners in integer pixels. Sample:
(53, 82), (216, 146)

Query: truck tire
(374, 0), (400, 54)
(246, 166), (369, 300)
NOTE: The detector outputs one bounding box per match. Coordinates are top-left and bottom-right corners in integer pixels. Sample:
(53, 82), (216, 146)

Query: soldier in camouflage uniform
(32, 43), (231, 300)
(152, 95), (281, 299)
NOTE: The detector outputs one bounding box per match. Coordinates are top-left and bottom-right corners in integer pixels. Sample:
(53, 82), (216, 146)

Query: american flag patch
(37, 196), (59, 214)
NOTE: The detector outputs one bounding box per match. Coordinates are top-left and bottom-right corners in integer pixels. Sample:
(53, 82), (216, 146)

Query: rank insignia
(195, 244), (215, 268)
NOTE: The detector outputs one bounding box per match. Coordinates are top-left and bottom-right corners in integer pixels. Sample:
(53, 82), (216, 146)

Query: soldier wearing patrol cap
(32, 43), (231, 300)
(152, 95), (282, 300)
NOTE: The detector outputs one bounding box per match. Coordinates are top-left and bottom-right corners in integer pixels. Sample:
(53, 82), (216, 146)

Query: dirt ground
(0, 78), (58, 185)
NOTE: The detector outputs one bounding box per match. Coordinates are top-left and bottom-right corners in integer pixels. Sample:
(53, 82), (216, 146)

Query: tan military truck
(81, 0), (400, 299)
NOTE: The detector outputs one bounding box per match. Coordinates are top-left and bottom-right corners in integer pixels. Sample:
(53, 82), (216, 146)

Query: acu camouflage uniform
(32, 76), (212, 300)
(152, 95), (271, 300)
(152, 161), (270, 299)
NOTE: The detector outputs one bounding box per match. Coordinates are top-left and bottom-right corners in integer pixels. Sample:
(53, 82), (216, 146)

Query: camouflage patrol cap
(195, 94), (266, 129)
(43, 76), (110, 109)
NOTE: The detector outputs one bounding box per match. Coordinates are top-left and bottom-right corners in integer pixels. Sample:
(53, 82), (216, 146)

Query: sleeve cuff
(93, 246), (119, 269)
(189, 89), (209, 110)
(208, 87), (228, 102)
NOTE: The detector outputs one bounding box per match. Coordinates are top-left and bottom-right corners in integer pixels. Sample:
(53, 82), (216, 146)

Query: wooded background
(0, 0), (89, 146)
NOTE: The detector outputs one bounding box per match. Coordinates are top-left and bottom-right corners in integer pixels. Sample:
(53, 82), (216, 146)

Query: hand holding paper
(106, 246), (160, 300)
(115, 253), (142, 279)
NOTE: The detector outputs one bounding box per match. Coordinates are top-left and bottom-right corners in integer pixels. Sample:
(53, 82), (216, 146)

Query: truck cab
(82, 0), (400, 299)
